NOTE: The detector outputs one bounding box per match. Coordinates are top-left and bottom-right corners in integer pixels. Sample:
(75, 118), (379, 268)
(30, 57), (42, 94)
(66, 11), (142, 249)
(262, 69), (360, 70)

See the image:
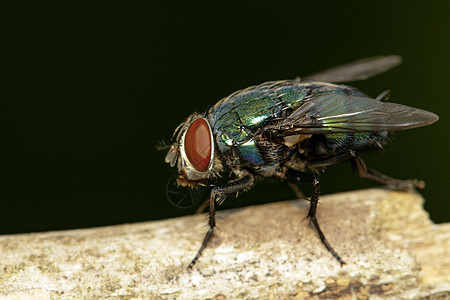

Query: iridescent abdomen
(301, 131), (388, 160)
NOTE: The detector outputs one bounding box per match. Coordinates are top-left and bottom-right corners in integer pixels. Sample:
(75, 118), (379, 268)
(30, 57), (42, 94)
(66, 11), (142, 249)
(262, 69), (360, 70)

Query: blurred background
(1, 2), (448, 234)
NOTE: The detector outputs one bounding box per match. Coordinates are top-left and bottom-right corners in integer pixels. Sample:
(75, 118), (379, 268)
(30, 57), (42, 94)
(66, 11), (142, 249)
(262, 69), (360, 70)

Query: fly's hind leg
(351, 152), (424, 189)
(285, 169), (346, 265)
(189, 173), (254, 268)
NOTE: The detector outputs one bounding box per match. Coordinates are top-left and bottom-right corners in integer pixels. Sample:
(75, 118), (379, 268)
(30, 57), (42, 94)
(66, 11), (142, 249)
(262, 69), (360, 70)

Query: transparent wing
(277, 93), (438, 135)
(303, 55), (402, 83)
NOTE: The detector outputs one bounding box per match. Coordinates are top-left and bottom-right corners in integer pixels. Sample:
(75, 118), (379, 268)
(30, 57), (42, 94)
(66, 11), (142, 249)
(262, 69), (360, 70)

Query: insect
(164, 56), (439, 267)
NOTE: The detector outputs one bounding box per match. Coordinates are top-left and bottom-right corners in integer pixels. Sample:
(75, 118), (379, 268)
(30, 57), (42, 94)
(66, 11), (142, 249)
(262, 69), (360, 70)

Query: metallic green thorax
(207, 81), (305, 167)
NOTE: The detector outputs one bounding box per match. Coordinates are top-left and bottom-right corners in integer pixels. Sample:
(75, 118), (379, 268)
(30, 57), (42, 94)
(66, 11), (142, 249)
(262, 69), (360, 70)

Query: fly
(164, 55), (439, 267)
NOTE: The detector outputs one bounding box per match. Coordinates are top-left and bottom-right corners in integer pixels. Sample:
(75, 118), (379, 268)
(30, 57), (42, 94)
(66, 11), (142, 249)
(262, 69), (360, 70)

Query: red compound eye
(184, 118), (212, 172)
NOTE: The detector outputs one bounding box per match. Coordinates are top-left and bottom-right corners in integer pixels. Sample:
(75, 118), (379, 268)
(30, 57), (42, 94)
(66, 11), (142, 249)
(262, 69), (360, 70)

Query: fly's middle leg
(285, 169), (346, 265)
(288, 182), (305, 199)
(351, 152), (424, 189)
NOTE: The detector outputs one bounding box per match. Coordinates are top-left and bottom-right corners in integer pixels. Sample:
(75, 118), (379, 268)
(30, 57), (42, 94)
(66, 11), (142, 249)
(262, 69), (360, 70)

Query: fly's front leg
(188, 191), (216, 268)
(194, 198), (210, 214)
(351, 152), (424, 189)
(188, 173), (254, 268)
(285, 169), (345, 265)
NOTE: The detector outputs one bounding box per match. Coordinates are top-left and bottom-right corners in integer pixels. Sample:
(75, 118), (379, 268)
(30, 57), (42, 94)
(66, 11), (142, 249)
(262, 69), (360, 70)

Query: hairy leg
(351, 152), (424, 189)
(285, 169), (345, 265)
(189, 173), (254, 268)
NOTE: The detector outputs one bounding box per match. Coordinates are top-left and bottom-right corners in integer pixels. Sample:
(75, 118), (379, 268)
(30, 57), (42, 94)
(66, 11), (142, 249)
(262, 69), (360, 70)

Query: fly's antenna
(156, 139), (172, 150)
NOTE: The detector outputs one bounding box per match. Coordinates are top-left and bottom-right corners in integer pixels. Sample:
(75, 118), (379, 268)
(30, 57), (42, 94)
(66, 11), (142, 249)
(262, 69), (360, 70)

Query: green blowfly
(164, 56), (439, 267)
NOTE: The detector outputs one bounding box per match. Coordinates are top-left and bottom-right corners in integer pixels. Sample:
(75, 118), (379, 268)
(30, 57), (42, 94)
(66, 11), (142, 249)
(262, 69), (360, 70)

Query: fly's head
(165, 113), (215, 187)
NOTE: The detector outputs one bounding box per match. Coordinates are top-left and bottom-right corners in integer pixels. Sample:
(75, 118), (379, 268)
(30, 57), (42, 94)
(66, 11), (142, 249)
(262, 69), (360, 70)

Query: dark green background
(1, 2), (449, 234)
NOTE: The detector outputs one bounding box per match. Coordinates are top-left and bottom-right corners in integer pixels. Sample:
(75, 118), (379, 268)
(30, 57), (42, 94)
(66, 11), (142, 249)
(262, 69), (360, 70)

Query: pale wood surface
(0, 189), (449, 299)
